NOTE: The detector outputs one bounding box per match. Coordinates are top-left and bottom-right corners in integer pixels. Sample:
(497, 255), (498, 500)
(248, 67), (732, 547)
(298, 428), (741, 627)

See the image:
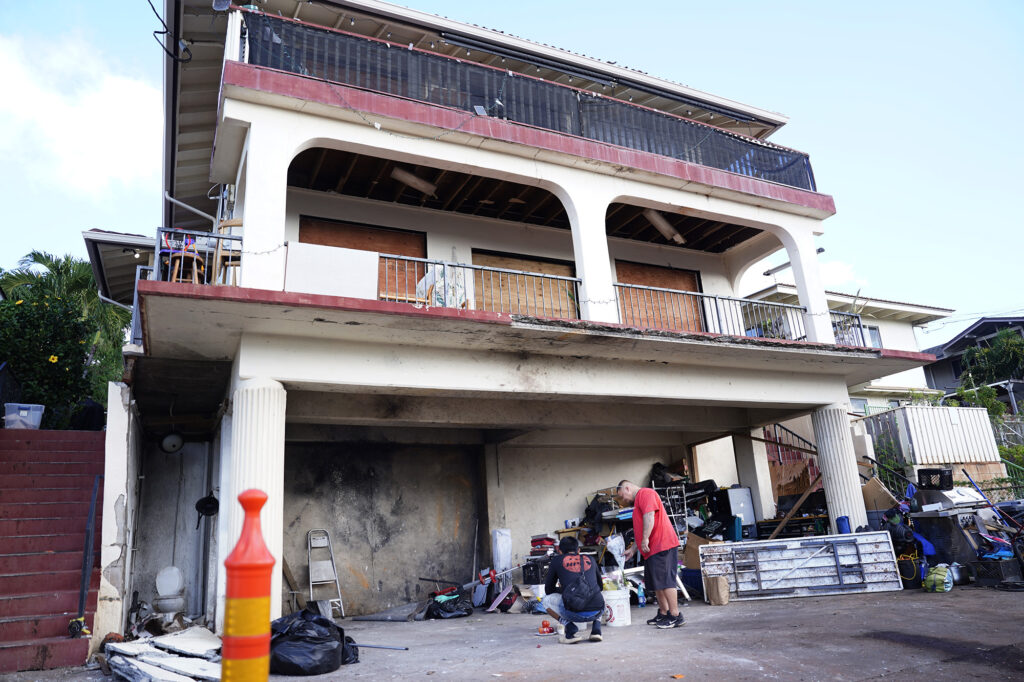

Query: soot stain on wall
(283, 441), (482, 615)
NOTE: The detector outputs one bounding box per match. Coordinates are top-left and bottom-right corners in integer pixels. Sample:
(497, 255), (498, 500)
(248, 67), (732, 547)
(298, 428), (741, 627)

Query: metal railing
(130, 265), (154, 347)
(763, 423), (822, 488)
(831, 311), (867, 346)
(241, 11), (817, 191)
(379, 255), (580, 319)
(155, 228), (243, 286)
(614, 283), (808, 340)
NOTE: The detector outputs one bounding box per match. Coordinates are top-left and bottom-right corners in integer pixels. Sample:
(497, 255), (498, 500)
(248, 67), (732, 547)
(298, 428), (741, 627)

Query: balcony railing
(615, 283), (809, 340)
(831, 311), (867, 346)
(130, 264), (154, 347)
(155, 228), (243, 287)
(241, 11), (817, 191)
(379, 254), (580, 319)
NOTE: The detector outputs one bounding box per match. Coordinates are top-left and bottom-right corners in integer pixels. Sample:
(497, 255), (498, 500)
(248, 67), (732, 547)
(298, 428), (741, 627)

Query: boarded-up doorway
(615, 260), (703, 332)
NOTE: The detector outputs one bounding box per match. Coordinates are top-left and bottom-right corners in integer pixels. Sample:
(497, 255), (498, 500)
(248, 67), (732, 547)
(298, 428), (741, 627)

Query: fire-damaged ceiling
(287, 148), (763, 253)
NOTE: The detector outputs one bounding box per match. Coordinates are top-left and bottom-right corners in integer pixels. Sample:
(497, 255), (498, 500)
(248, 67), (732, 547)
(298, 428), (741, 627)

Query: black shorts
(644, 548), (678, 591)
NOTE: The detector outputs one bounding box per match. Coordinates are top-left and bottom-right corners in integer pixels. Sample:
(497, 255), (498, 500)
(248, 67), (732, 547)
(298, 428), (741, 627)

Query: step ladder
(307, 529), (344, 619)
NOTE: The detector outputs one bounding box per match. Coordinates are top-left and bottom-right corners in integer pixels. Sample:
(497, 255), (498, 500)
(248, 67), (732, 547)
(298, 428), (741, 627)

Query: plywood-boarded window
(299, 216), (427, 303)
(471, 251), (578, 319)
(615, 260), (703, 332)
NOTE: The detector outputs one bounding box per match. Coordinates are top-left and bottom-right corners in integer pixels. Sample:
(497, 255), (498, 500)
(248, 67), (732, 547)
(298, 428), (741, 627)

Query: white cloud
(817, 259), (869, 292)
(0, 33), (161, 200)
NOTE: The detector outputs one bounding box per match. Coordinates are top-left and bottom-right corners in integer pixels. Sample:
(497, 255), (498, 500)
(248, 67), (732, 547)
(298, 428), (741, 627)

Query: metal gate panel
(699, 531), (902, 601)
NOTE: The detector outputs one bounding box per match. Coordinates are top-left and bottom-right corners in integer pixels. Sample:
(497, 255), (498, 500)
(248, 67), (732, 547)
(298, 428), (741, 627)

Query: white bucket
(602, 589), (631, 627)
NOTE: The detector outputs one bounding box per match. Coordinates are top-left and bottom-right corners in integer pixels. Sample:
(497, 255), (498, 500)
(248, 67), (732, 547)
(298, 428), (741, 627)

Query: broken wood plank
(108, 655), (195, 682)
(768, 473), (823, 540)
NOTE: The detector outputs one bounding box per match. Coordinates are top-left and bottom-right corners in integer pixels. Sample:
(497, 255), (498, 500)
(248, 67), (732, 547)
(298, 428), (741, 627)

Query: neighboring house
(84, 0), (933, 638)
(750, 284), (953, 416)
(924, 317), (1024, 415)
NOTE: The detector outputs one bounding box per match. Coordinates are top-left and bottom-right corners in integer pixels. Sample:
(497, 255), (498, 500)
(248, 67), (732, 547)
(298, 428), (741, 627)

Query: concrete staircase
(0, 430), (104, 673)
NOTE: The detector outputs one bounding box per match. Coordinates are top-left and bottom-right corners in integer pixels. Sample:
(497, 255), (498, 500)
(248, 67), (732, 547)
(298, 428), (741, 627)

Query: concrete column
(557, 186), (618, 323)
(811, 404), (868, 532)
(778, 230), (834, 344)
(732, 433), (776, 522)
(238, 125), (292, 291)
(218, 378), (287, 625)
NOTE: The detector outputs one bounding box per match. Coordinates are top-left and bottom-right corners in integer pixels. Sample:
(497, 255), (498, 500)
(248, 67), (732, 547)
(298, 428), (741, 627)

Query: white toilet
(153, 566), (187, 615)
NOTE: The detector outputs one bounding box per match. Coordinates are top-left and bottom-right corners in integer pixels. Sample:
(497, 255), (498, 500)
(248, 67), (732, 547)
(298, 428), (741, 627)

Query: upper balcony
(234, 10), (817, 192)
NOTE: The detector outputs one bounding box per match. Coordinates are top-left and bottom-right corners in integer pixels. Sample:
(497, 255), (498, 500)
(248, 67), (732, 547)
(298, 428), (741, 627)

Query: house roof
(923, 317), (1024, 359)
(747, 283), (954, 326)
(82, 229), (156, 305)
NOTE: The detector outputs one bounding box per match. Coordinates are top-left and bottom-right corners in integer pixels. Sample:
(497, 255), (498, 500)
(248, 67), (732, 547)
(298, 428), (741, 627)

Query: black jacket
(544, 553), (605, 612)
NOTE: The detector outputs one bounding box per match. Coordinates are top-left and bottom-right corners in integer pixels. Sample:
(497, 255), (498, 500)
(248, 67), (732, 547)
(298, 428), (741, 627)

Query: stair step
(0, 636), (90, 673)
(0, 518), (94, 536)
(1, 535), (101, 555)
(0, 499), (103, 519)
(0, 449), (105, 463)
(0, 430), (104, 444)
(0, 609), (97, 642)
(0, 474), (100, 490)
(0, 462), (104, 476)
(0, 569), (99, 595)
(0, 488), (96, 504)
(0, 590), (98, 619)
(0, 551), (90, 573)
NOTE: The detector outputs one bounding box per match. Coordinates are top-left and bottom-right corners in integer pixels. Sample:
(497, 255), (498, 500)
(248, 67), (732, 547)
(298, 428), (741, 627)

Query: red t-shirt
(632, 488), (679, 558)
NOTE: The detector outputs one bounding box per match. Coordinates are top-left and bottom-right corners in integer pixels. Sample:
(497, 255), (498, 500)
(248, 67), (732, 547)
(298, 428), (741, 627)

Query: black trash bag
(270, 607), (357, 675)
(342, 635), (359, 665)
(424, 588), (474, 619)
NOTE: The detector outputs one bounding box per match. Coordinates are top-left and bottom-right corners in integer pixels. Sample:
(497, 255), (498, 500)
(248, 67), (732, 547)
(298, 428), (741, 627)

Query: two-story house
(86, 0), (934, 636)
(924, 317), (1024, 415)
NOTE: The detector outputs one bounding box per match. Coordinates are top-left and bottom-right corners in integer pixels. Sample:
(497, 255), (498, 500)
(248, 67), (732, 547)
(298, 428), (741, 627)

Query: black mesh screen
(244, 13), (815, 192)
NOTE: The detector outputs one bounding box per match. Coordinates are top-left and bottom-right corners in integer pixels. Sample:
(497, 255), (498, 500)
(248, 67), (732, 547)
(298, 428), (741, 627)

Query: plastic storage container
(917, 468), (954, 491)
(602, 589), (631, 627)
(3, 403), (44, 429)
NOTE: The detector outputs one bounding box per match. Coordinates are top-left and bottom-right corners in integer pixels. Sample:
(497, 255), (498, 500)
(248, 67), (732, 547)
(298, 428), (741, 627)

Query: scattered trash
(270, 606), (358, 676)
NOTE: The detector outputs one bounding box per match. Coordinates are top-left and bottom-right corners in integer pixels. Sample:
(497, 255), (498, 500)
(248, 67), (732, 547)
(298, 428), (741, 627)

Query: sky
(1, 1), (1022, 347)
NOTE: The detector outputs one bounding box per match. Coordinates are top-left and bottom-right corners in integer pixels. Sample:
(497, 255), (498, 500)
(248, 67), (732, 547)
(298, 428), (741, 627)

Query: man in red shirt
(616, 480), (684, 628)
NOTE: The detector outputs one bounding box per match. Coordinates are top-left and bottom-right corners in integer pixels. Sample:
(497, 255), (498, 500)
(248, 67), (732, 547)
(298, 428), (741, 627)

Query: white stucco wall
(486, 430), (681, 564)
(862, 317), (929, 389)
(693, 436), (739, 487)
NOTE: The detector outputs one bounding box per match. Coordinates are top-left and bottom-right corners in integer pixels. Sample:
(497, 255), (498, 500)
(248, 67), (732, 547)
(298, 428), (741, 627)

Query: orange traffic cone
(222, 489), (276, 681)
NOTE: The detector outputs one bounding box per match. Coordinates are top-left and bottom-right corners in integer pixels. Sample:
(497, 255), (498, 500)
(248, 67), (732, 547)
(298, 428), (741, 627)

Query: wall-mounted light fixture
(643, 209), (685, 245)
(762, 247), (825, 276)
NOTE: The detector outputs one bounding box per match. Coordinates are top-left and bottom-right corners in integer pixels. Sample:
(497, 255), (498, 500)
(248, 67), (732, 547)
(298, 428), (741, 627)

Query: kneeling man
(542, 537), (605, 643)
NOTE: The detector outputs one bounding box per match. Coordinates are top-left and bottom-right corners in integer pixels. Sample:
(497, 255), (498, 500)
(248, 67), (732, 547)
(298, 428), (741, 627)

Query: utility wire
(147, 0), (192, 63)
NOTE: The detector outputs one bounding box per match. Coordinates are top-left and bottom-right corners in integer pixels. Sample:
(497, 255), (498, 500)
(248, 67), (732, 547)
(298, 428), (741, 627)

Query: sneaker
(559, 632), (586, 644)
(657, 613), (686, 629)
(589, 631), (603, 642)
(646, 612), (669, 626)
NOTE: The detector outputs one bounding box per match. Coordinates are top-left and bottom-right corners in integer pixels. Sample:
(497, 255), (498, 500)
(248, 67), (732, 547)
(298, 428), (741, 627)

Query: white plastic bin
(602, 589), (631, 627)
(3, 403), (44, 429)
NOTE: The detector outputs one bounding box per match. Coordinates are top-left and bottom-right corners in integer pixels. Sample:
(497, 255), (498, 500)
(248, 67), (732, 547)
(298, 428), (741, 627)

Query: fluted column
(222, 378), (287, 622)
(811, 404), (867, 532)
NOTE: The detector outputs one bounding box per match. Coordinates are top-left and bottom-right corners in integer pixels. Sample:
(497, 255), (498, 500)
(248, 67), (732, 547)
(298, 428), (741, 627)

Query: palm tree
(1, 251), (130, 401)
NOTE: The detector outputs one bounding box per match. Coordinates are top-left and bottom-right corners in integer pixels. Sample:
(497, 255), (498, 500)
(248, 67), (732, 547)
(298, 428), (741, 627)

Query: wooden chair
(169, 240), (205, 284)
(214, 218), (243, 285)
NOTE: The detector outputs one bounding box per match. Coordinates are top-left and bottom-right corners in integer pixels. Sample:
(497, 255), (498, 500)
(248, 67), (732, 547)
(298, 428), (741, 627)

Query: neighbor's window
(850, 398), (868, 415)
(865, 325), (883, 349)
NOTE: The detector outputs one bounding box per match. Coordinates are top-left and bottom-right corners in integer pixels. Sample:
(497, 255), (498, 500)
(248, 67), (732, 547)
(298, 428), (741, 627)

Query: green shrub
(0, 296), (90, 428)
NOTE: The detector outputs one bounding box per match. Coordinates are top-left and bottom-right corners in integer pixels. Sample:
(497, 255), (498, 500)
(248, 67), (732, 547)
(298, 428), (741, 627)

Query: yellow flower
(15, 300), (23, 305)
(48, 355), (58, 363)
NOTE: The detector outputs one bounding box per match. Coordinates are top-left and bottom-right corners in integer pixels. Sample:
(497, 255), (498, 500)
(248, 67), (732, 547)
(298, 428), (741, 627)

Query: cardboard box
(862, 476), (899, 512)
(682, 533), (721, 570)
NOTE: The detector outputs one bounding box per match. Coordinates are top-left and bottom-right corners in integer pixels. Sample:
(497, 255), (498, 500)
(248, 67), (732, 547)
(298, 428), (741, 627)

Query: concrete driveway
(10, 587), (1024, 681)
